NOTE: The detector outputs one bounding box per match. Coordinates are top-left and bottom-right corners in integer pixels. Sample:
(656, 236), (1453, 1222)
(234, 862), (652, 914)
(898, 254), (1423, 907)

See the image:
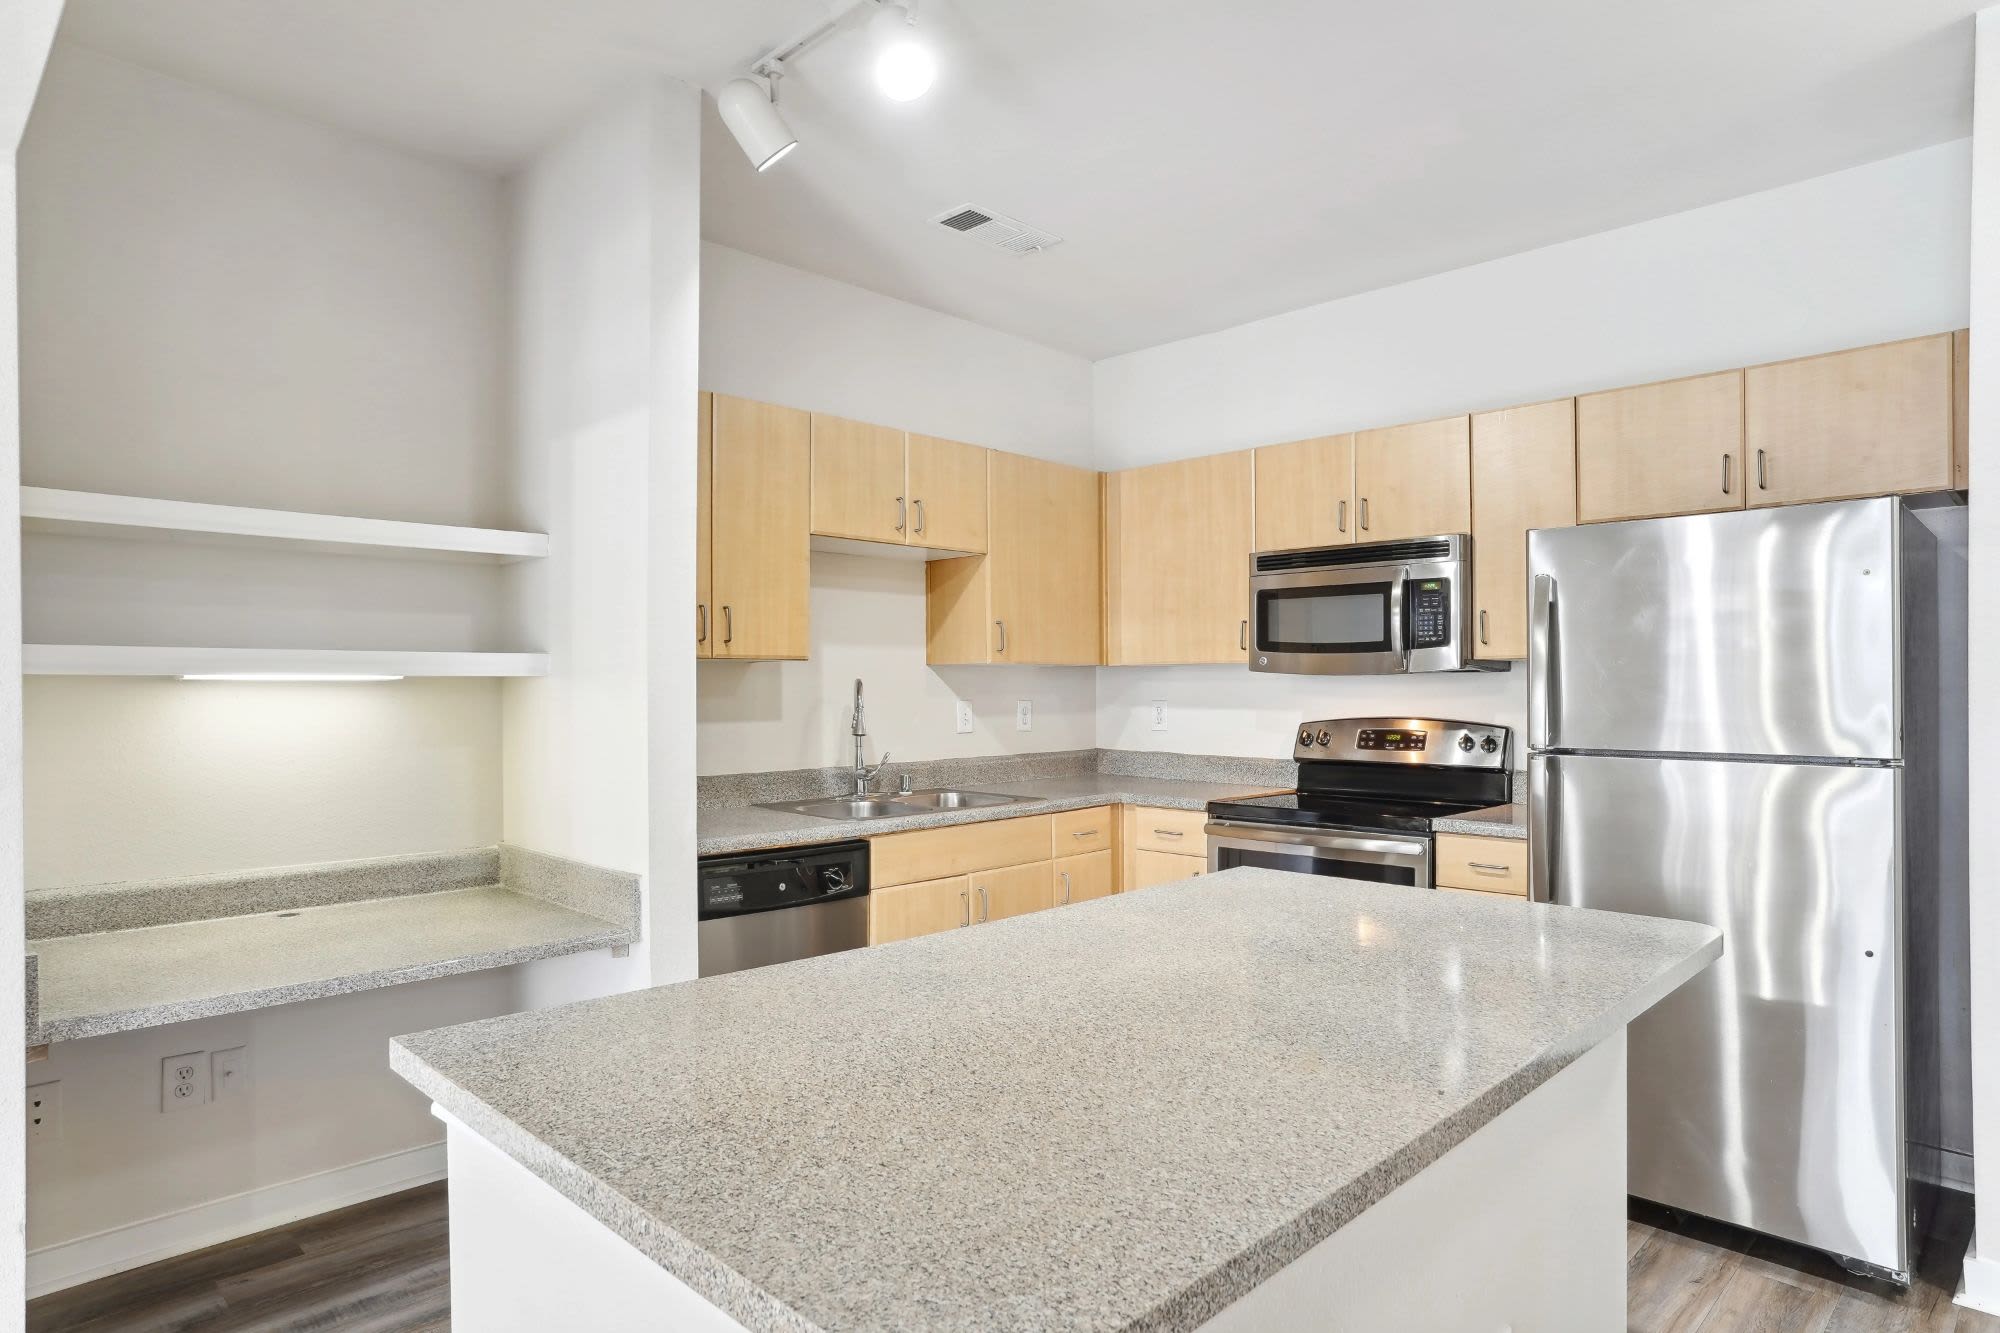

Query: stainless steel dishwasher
(697, 840), (871, 977)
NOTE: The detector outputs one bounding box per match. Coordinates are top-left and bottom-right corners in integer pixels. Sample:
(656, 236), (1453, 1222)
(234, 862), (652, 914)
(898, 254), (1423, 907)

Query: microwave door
(1250, 566), (1406, 675)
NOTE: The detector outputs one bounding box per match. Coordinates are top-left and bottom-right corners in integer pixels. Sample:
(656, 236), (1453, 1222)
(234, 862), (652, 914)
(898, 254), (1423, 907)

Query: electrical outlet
(1014, 699), (1032, 731)
(26, 1081), (59, 1143)
(212, 1047), (248, 1101)
(1150, 700), (1169, 731)
(162, 1051), (209, 1112)
(954, 700), (974, 734)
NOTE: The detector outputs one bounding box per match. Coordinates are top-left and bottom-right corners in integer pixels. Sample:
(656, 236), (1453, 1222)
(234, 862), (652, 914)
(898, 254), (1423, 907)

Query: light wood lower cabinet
(1576, 370), (1745, 523)
(869, 874), (971, 944)
(871, 814), (1051, 888)
(1745, 334), (1954, 506)
(1129, 850), (1206, 891)
(1434, 833), (1526, 897)
(973, 860), (1054, 922)
(1054, 850), (1114, 906)
(1103, 451), (1253, 664)
(1120, 805), (1209, 890)
(1353, 415), (1472, 541)
(1254, 435), (1355, 550)
(1470, 399), (1576, 661)
(710, 394), (811, 660)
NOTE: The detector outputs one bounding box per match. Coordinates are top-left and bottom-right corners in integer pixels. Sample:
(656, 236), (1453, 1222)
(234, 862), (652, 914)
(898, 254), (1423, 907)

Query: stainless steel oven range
(1204, 717), (1512, 886)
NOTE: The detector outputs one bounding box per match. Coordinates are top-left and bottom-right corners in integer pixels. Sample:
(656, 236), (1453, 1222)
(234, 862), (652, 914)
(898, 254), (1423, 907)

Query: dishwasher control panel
(698, 840), (870, 920)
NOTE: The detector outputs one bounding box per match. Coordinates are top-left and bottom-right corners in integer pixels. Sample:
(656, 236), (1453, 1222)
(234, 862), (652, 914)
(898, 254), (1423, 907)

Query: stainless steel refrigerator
(1527, 496), (1967, 1282)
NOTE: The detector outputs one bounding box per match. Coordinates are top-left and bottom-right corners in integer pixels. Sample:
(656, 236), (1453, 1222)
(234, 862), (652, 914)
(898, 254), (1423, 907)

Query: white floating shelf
(24, 646), (550, 678)
(21, 487), (549, 562)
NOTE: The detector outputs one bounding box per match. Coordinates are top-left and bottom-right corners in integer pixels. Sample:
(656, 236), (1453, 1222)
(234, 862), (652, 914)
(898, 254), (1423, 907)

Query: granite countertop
(28, 846), (638, 1044)
(698, 772), (1290, 856)
(393, 868), (1720, 1333)
(1433, 798), (1529, 839)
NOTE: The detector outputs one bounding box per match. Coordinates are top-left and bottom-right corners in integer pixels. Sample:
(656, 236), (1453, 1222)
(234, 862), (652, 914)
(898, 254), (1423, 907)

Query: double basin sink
(760, 789), (1027, 822)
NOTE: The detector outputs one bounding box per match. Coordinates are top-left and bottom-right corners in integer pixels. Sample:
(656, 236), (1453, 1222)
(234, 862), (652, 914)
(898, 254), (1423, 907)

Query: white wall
(1091, 141), (1971, 758)
(503, 79), (702, 992)
(697, 244), (1097, 774)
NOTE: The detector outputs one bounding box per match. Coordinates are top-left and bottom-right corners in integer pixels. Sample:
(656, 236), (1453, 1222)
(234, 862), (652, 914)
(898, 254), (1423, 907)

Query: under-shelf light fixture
(178, 673), (405, 683)
(721, 0), (936, 170)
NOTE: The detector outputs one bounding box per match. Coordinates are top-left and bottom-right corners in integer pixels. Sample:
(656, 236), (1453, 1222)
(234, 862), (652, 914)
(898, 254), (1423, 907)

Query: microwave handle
(1388, 571), (1411, 672)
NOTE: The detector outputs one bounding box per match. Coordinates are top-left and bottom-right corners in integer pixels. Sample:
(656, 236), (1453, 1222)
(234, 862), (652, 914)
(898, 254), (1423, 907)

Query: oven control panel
(1292, 717), (1511, 767)
(1356, 728), (1427, 751)
(1406, 578), (1452, 650)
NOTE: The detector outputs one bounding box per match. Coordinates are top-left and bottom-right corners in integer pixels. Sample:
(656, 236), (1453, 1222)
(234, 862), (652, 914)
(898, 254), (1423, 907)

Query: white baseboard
(27, 1140), (446, 1299)
(1959, 1248), (2000, 1314)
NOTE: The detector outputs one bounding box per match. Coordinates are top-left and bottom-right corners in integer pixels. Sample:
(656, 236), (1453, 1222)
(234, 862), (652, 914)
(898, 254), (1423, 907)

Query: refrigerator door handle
(1527, 755), (1555, 903)
(1529, 573), (1558, 749)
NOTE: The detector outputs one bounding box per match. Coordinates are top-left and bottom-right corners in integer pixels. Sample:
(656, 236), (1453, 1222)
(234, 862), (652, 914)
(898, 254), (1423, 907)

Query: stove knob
(1298, 728), (1315, 747)
(1458, 735), (1476, 752)
(1480, 736), (1500, 753)
(1315, 729), (1332, 747)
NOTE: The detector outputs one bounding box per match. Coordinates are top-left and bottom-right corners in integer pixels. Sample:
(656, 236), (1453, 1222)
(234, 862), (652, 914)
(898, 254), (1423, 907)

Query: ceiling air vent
(931, 204), (1063, 255)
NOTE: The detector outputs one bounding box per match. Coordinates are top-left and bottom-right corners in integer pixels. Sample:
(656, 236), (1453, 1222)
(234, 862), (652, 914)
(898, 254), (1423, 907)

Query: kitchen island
(392, 869), (1719, 1332)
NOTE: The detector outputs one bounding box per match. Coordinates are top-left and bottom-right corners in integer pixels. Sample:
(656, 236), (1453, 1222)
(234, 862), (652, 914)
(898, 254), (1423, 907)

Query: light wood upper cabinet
(1576, 370), (1744, 523)
(906, 434), (989, 553)
(711, 395), (810, 660)
(1353, 416), (1471, 541)
(811, 413), (908, 544)
(927, 452), (1100, 665)
(973, 860), (1054, 923)
(1103, 450), (1254, 664)
(1254, 435), (1355, 550)
(1470, 399), (1576, 661)
(1745, 335), (1954, 507)
(696, 392), (714, 658)
(1956, 329), (1970, 491)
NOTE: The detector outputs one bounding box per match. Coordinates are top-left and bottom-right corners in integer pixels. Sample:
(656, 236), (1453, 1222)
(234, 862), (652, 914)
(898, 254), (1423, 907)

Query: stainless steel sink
(759, 796), (929, 821)
(899, 789), (1024, 810)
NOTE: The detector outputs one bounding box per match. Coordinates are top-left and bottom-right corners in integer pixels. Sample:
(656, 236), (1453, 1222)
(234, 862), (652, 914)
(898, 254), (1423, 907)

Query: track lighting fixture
(717, 75), (799, 172)
(870, 3), (936, 102)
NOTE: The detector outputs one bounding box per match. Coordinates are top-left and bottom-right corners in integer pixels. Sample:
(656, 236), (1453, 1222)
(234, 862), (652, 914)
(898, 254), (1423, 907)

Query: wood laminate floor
(24, 1182), (2000, 1331)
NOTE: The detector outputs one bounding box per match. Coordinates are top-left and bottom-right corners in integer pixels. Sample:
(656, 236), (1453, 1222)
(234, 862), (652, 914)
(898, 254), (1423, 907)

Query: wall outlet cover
(162, 1051), (209, 1112)
(1015, 699), (1032, 731)
(26, 1081), (59, 1143)
(212, 1046), (248, 1101)
(954, 700), (974, 734)
(1150, 701), (1169, 731)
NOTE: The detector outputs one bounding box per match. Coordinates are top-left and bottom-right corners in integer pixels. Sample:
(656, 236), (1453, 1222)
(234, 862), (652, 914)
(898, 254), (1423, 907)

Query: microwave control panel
(1406, 578), (1452, 649)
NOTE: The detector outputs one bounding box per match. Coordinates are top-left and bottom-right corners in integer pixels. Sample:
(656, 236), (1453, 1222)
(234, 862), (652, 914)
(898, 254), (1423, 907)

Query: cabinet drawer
(1054, 850), (1114, 905)
(1434, 833), (1527, 896)
(1132, 807), (1208, 855)
(868, 875), (970, 945)
(1052, 806), (1113, 855)
(871, 815), (1053, 887)
(1129, 850), (1206, 891)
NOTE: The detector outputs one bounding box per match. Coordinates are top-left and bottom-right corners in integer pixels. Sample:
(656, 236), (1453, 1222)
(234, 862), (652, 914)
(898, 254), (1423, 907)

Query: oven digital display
(1356, 728), (1427, 752)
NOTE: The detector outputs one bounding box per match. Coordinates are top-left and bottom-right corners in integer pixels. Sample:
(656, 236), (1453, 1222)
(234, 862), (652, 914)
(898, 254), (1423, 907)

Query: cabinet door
(1054, 850), (1114, 905)
(1470, 399), (1575, 661)
(1745, 335), (1954, 507)
(1955, 329), (1970, 491)
(1129, 850), (1206, 891)
(696, 392), (714, 659)
(1104, 451), (1253, 664)
(907, 434), (989, 553)
(1254, 435), (1354, 551)
(712, 396), (810, 659)
(1353, 416), (1471, 541)
(1576, 371), (1744, 522)
(812, 413), (908, 543)
(973, 860), (1054, 923)
(869, 874), (969, 945)
(989, 452), (1102, 664)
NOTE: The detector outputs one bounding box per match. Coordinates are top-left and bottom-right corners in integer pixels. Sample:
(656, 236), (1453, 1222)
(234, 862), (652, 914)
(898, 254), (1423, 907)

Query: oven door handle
(1203, 821), (1428, 860)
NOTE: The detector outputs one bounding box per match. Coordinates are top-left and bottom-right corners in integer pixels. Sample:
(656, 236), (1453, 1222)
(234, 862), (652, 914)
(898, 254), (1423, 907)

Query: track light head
(871, 3), (936, 102)
(718, 76), (799, 171)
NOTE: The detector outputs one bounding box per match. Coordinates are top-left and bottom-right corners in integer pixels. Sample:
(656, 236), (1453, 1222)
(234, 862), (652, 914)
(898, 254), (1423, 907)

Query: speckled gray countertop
(698, 772), (1291, 856)
(1432, 798), (1528, 839)
(393, 869), (1719, 1333)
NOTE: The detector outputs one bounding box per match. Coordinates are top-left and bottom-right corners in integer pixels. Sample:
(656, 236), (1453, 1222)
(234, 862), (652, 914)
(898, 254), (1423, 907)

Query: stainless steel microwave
(1247, 535), (1503, 675)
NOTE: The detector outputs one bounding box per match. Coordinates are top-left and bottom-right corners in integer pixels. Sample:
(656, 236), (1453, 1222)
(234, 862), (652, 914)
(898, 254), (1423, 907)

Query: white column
(1962, 5), (2000, 1316)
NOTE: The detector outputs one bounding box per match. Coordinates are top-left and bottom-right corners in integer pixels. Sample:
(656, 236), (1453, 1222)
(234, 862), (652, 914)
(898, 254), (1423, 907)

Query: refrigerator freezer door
(1527, 499), (1899, 760)
(1533, 752), (1905, 1275)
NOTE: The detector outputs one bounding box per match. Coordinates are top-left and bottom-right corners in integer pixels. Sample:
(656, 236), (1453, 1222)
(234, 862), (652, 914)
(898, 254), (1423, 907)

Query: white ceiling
(56, 0), (1979, 360)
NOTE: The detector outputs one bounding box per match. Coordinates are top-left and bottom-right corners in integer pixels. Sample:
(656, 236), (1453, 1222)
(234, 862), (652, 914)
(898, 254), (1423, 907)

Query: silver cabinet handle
(697, 604), (709, 644)
(895, 496), (906, 533)
(1757, 449), (1768, 491)
(1338, 499), (1347, 533)
(1060, 871), (1072, 905)
(1359, 497), (1370, 530)
(960, 888), (970, 927)
(1154, 828), (1184, 838)
(976, 884), (990, 921)
(1722, 454), (1732, 495)
(1467, 862), (1511, 873)
(994, 620), (1007, 654)
(722, 605), (734, 646)
(1071, 829), (1098, 840)
(1479, 608), (1489, 645)
(1239, 619), (1248, 651)
(914, 498), (926, 535)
